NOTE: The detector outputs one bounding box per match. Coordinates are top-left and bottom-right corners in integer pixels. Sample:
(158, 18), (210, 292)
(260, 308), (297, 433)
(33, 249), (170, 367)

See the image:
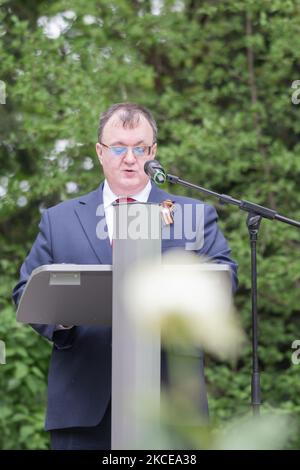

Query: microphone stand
(166, 173), (300, 415)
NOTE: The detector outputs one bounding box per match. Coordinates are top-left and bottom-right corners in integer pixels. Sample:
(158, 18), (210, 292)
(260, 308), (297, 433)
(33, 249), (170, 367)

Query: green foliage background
(0, 0), (300, 449)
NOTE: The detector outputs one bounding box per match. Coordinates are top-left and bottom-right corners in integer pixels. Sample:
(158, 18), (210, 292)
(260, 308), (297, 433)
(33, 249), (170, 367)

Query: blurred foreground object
(123, 250), (292, 449)
(124, 250), (245, 360)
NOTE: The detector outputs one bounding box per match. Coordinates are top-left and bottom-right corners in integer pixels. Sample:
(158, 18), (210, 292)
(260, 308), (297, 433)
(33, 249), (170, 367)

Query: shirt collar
(102, 179), (152, 209)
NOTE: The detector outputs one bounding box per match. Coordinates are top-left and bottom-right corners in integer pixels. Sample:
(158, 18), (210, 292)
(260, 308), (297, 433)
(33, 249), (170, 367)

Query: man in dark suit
(13, 102), (238, 450)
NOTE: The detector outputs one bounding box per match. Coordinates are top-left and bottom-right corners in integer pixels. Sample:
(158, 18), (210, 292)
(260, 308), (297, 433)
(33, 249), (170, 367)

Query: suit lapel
(147, 183), (171, 204)
(74, 183), (112, 265)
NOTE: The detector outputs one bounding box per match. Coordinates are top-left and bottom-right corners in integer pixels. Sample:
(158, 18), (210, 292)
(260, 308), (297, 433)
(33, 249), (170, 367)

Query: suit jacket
(12, 182), (238, 430)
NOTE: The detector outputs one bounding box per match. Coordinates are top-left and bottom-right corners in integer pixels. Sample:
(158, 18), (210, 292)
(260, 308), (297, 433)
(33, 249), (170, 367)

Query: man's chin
(117, 179), (144, 195)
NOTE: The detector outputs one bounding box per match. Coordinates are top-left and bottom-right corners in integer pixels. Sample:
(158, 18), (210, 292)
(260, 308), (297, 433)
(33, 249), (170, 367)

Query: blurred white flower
(0, 185), (7, 198)
(214, 414), (291, 450)
(17, 196), (27, 207)
(123, 250), (245, 359)
(0, 176), (9, 188)
(65, 181), (78, 194)
(38, 11), (76, 39)
(83, 15), (97, 25)
(39, 203), (47, 214)
(55, 139), (73, 153)
(19, 180), (30, 192)
(82, 157), (94, 170)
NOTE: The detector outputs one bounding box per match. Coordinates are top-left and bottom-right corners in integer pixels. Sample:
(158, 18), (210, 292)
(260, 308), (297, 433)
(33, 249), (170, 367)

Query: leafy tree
(0, 0), (300, 449)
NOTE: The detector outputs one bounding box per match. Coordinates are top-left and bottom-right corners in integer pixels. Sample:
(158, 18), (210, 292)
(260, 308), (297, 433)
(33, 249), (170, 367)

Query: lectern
(17, 202), (161, 449)
(17, 202), (231, 449)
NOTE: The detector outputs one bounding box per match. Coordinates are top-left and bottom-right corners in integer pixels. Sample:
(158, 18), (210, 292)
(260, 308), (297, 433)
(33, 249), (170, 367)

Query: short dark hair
(98, 102), (157, 143)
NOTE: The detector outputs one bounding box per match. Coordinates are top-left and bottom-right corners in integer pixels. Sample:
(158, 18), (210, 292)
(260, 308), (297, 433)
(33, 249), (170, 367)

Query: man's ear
(152, 143), (157, 159)
(96, 143), (103, 165)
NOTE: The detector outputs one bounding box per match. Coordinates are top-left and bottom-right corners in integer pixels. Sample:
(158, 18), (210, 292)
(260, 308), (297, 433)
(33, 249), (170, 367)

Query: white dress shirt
(103, 179), (152, 243)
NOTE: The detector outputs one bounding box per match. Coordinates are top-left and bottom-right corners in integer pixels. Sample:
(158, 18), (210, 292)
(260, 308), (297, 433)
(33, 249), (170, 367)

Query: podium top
(16, 263), (230, 327)
(17, 264), (112, 326)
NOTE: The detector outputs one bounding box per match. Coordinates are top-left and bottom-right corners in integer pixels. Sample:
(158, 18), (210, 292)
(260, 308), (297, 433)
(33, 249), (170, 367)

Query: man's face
(96, 113), (157, 196)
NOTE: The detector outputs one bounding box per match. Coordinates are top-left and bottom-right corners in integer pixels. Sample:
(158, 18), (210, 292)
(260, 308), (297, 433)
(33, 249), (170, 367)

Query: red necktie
(114, 197), (136, 204)
(111, 198), (136, 247)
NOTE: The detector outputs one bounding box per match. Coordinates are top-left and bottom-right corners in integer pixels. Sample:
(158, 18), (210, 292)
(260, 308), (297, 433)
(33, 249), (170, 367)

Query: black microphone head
(144, 159), (160, 173)
(144, 159), (166, 184)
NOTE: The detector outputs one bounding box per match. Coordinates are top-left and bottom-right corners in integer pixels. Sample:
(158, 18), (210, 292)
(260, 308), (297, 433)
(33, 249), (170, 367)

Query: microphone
(144, 159), (166, 184)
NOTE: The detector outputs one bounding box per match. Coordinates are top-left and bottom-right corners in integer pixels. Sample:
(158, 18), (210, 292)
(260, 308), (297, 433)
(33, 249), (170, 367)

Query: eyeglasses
(100, 142), (154, 157)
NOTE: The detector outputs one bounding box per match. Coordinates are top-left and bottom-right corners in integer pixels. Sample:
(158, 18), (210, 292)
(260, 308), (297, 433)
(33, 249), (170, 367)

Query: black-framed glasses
(100, 142), (155, 157)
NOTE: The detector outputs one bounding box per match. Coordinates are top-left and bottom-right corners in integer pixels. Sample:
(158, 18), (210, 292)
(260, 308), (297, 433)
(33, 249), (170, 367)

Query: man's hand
(56, 324), (74, 330)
